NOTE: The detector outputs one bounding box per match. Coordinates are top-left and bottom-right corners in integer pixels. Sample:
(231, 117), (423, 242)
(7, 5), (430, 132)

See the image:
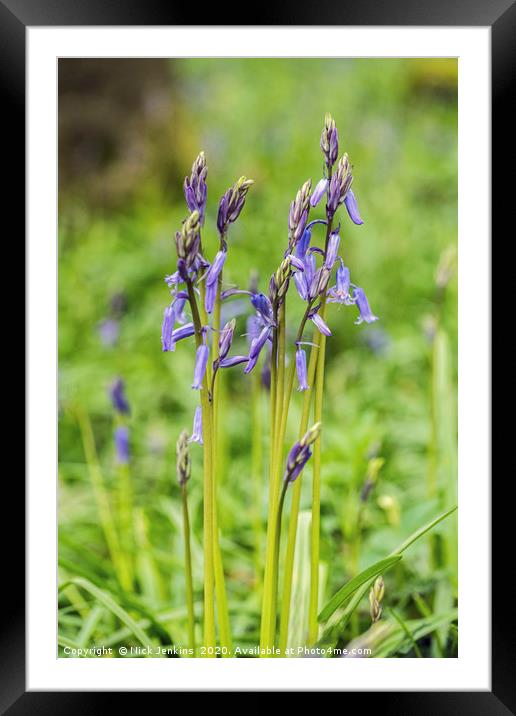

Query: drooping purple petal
(296, 348), (309, 391)
(289, 255), (305, 271)
(304, 252), (316, 288)
(169, 322), (195, 353)
(327, 262), (352, 305)
(246, 315), (262, 346)
(114, 425), (130, 464)
(244, 354), (259, 374)
(310, 312), (332, 337)
(192, 344), (209, 389)
(161, 306), (175, 352)
(205, 250), (227, 286)
(219, 355), (250, 368)
(310, 177), (329, 207)
(294, 271), (308, 301)
(354, 287), (379, 325)
(284, 442), (312, 484)
(249, 326), (271, 360)
(344, 189), (364, 225)
(251, 293), (274, 326)
(189, 405), (203, 445)
(324, 231), (341, 270)
(336, 262), (351, 294)
(295, 228), (311, 260)
(309, 267), (331, 300)
(165, 272), (181, 288)
(218, 319), (236, 361)
(205, 281), (218, 314)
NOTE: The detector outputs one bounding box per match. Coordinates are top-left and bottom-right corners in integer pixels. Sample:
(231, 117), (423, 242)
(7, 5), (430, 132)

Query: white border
(27, 27), (490, 691)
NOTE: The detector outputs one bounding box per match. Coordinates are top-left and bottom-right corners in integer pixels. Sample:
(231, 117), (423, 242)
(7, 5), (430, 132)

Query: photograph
(57, 57), (458, 659)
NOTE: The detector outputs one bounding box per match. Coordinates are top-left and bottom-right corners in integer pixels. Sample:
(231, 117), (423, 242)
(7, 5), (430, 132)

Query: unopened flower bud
(176, 429), (191, 487)
(369, 575), (384, 623)
(320, 113), (339, 169)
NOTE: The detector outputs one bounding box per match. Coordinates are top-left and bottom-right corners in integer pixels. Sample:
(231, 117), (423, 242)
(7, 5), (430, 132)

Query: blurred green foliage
(58, 58), (457, 657)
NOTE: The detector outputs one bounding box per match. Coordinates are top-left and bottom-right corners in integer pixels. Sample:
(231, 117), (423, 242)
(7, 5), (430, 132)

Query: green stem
(181, 485), (196, 656)
(252, 366), (264, 584)
(186, 280), (216, 654)
(269, 480), (289, 655)
(116, 461), (134, 590)
(260, 324), (279, 650)
(308, 298), (327, 644)
(278, 334), (319, 653)
(307, 191), (334, 645)
(210, 268), (232, 657)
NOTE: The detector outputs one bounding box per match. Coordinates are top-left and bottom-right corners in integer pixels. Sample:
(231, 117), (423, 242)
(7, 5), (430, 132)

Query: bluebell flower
(189, 405), (203, 445)
(164, 271), (180, 288)
(205, 250), (227, 285)
(161, 291), (191, 352)
(289, 255), (305, 272)
(175, 212), (201, 269)
(250, 292), (275, 327)
(288, 180), (312, 248)
(192, 343), (209, 389)
(353, 287), (379, 325)
(343, 189), (364, 225)
(293, 251), (316, 302)
(98, 318), (119, 347)
(167, 322), (195, 353)
(110, 378), (130, 415)
(296, 347), (309, 391)
(184, 152), (208, 225)
(217, 177), (254, 235)
(309, 306), (332, 336)
(204, 250), (227, 314)
(309, 267), (331, 301)
(324, 231), (341, 270)
(295, 228), (311, 260)
(220, 355), (250, 368)
(114, 425), (130, 464)
(244, 325), (271, 374)
(327, 154), (353, 217)
(161, 305), (175, 352)
(218, 319), (236, 361)
(284, 423), (321, 483)
(320, 113), (339, 169)
(327, 260), (353, 305)
(246, 315), (262, 345)
(310, 177), (329, 207)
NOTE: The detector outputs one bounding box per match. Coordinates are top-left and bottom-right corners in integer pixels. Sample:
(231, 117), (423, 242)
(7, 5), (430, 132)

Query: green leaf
(58, 577), (156, 655)
(318, 555), (402, 624)
(287, 511), (312, 652)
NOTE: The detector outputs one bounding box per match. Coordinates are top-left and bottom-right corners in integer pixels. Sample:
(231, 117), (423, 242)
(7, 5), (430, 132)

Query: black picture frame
(5, 0), (508, 709)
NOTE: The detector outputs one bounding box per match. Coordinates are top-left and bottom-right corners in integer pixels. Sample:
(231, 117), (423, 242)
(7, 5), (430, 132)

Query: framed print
(4, 0), (509, 707)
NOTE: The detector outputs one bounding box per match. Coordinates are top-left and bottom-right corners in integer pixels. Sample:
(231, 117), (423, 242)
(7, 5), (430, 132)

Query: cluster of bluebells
(161, 113), (378, 439)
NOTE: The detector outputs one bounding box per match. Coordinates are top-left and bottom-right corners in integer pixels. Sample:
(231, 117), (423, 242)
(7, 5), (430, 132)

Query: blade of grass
(318, 555), (402, 624)
(58, 577), (156, 654)
(388, 608), (423, 657)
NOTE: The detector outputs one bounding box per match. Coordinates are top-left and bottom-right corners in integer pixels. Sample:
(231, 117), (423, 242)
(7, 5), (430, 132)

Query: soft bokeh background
(58, 58), (458, 657)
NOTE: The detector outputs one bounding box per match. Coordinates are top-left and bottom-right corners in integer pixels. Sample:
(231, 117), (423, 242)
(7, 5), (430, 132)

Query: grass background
(58, 58), (458, 657)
